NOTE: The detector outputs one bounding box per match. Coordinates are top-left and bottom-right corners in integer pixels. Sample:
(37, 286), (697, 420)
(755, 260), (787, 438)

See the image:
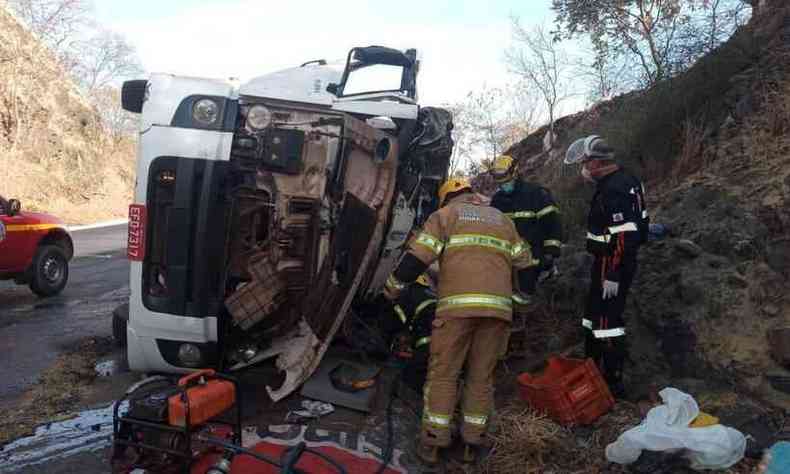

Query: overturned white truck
(120, 46), (453, 400)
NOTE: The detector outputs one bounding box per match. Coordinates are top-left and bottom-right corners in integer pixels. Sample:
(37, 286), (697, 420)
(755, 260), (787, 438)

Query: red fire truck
(0, 195), (73, 296)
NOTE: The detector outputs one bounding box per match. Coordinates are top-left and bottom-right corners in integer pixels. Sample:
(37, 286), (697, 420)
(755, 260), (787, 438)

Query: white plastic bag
(606, 387), (746, 470)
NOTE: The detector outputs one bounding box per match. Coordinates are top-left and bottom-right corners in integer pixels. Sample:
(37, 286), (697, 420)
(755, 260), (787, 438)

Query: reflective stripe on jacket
(405, 194), (532, 321)
(491, 181), (563, 263)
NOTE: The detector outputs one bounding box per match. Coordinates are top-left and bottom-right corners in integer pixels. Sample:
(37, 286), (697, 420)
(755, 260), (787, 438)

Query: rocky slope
(0, 6), (135, 224)
(501, 0), (790, 409)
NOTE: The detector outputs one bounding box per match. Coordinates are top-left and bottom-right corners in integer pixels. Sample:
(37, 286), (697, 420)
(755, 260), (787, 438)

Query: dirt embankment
(499, 0), (790, 410)
(0, 7), (135, 224)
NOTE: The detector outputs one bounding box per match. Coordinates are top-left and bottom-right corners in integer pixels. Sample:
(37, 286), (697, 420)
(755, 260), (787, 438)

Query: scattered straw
(483, 405), (569, 474)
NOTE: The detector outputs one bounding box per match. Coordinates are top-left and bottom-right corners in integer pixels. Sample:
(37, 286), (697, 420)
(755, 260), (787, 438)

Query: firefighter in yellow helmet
(383, 177), (533, 465)
(491, 155), (562, 306)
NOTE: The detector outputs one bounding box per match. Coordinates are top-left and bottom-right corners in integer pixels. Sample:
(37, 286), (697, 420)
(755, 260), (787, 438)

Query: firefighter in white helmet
(564, 135), (649, 398)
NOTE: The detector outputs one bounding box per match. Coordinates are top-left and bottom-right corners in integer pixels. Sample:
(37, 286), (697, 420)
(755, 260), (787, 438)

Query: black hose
(303, 447), (350, 474)
(374, 371), (399, 474)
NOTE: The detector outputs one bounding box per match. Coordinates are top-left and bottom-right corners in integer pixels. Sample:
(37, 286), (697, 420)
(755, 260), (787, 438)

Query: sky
(93, 0), (558, 108)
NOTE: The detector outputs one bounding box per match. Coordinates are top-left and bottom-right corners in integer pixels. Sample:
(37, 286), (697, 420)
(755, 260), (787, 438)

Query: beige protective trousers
(421, 316), (510, 447)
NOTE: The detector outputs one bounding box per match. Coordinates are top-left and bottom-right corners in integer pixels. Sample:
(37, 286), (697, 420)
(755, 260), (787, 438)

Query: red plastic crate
(517, 356), (614, 425)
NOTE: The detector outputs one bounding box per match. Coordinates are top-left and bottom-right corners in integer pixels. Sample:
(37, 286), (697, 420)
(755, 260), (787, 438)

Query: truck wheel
(113, 303), (129, 347)
(30, 245), (69, 297)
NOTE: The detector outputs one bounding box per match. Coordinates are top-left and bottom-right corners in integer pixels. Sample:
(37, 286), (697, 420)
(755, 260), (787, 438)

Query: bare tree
(467, 87), (510, 161)
(507, 19), (572, 149)
(445, 103), (472, 177)
(571, 39), (637, 104)
(74, 29), (143, 93)
(6, 0), (92, 65)
(503, 82), (541, 144)
(89, 85), (137, 140)
(445, 85), (536, 176)
(552, 0), (752, 86)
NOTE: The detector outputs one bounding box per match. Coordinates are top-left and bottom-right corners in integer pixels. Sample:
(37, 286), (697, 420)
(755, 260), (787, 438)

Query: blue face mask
(500, 181), (515, 194)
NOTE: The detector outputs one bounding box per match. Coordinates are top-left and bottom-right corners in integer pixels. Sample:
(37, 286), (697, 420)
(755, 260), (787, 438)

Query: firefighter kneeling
(383, 178), (533, 465)
(381, 273), (436, 392)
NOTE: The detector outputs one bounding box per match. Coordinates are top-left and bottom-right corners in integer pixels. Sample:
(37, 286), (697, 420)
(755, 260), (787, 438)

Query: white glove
(602, 280), (619, 300)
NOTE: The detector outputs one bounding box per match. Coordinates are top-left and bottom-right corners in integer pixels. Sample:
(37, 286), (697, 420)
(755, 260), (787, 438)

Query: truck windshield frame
(334, 46), (418, 99)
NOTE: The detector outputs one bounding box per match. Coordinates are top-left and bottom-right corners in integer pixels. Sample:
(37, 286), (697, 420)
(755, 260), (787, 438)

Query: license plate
(127, 204), (147, 261)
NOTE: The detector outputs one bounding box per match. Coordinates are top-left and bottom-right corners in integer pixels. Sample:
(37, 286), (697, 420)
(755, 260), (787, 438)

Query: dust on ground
(0, 336), (134, 445)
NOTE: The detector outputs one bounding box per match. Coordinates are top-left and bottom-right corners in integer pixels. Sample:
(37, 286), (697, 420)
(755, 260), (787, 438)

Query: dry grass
(480, 400), (762, 474)
(672, 118), (709, 182)
(0, 7), (136, 224)
(481, 402), (646, 474)
(741, 79), (790, 165)
(482, 406), (566, 474)
(0, 336), (113, 445)
(3, 137), (136, 224)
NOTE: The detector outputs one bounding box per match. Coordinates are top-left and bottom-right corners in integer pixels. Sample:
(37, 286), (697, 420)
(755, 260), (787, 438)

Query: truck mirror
(8, 199), (21, 216)
(122, 80), (148, 113)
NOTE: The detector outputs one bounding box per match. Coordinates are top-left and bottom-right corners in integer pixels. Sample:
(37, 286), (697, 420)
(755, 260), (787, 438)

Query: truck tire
(113, 303), (129, 347)
(122, 79), (148, 113)
(30, 244), (69, 297)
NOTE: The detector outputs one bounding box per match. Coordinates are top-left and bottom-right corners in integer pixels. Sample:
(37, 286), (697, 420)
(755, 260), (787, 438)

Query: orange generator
(169, 370), (237, 427)
(112, 369), (241, 474)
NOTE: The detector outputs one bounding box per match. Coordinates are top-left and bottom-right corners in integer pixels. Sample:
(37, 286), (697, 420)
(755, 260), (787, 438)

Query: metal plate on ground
(300, 356), (379, 413)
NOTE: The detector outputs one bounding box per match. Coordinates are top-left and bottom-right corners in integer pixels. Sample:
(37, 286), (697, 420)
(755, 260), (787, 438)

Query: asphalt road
(0, 224), (129, 403)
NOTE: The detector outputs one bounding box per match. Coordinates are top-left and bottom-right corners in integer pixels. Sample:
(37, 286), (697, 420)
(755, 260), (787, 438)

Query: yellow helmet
(438, 177), (472, 206)
(416, 273), (432, 287)
(492, 155), (515, 183)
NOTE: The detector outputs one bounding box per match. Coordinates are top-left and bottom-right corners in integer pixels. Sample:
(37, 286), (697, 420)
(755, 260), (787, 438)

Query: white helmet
(564, 135), (614, 165)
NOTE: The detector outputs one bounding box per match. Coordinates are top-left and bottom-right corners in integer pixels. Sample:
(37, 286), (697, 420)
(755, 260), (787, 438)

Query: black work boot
(461, 437), (492, 464)
(415, 441), (440, 465)
(608, 378), (627, 400)
(462, 444), (478, 463)
(603, 341), (627, 399)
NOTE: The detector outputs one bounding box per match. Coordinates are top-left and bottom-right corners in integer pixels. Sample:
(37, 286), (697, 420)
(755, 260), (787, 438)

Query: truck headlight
(247, 105), (272, 130)
(192, 98), (219, 126)
(177, 343), (203, 367)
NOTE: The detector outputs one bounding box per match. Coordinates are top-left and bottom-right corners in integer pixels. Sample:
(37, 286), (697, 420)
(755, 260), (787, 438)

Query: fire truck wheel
(30, 244), (69, 297)
(113, 303), (129, 347)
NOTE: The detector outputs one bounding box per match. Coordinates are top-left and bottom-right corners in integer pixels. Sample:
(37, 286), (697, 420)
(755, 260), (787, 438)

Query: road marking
(68, 219), (127, 232)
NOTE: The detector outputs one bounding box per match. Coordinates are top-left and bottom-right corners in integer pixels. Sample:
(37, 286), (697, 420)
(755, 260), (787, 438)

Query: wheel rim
(42, 256), (63, 284)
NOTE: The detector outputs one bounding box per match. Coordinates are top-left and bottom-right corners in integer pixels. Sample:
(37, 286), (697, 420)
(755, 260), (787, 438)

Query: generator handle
(178, 369), (216, 387)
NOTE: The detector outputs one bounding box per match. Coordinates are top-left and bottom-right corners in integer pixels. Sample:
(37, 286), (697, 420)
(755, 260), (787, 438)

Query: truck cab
(121, 45), (453, 400)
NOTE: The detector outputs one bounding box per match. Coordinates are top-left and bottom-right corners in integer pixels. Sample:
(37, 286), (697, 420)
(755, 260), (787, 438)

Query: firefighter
(383, 177), (532, 465)
(490, 155), (562, 346)
(564, 135), (649, 398)
(383, 273), (437, 391)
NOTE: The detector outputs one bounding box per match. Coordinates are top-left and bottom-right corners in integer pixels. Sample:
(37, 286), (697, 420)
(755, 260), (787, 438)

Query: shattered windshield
(341, 63), (404, 96)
